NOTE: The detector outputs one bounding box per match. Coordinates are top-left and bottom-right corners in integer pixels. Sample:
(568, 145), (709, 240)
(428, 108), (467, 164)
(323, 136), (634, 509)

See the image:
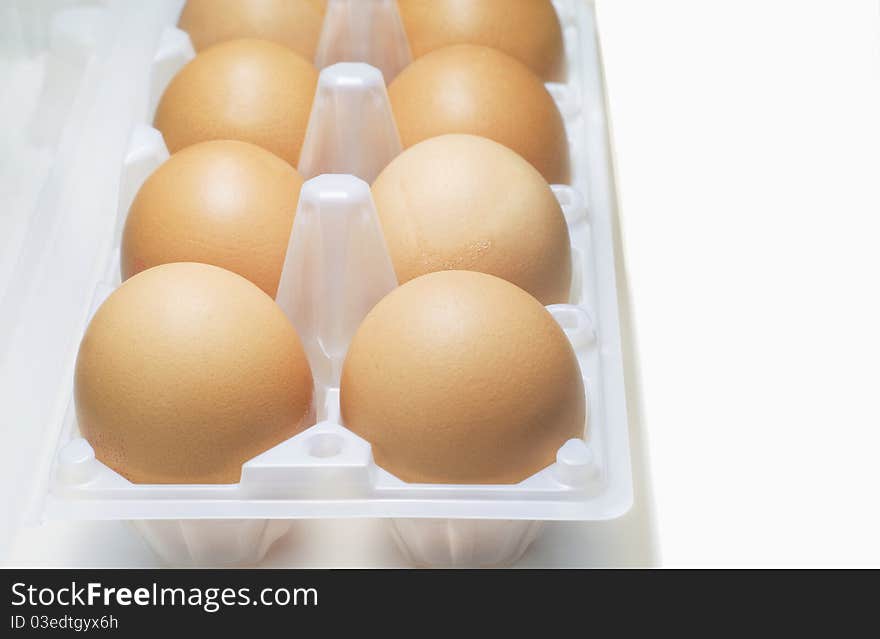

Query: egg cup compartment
(29, 0), (632, 568)
(49, 304), (601, 568)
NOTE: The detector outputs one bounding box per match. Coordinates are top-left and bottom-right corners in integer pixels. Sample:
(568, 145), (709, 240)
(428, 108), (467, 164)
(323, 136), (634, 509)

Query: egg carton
(24, 0), (632, 567)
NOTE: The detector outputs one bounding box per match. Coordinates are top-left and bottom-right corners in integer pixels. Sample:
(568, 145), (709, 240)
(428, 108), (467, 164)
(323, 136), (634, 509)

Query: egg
(122, 140), (303, 297)
(340, 270), (585, 484)
(398, 0), (565, 81)
(179, 0), (326, 59)
(388, 44), (570, 184)
(74, 263), (314, 484)
(372, 134), (572, 304)
(154, 38), (318, 166)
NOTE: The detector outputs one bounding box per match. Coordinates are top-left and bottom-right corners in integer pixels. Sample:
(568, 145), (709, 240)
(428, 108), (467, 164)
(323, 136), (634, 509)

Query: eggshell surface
(154, 38), (318, 166)
(179, 0), (326, 59)
(340, 270), (586, 484)
(122, 140), (303, 297)
(388, 44), (570, 184)
(75, 263), (314, 484)
(372, 134), (572, 304)
(397, 0), (565, 81)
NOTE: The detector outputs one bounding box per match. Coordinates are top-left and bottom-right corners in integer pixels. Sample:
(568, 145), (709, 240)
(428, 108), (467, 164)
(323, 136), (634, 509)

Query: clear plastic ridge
(297, 62), (403, 184)
(275, 174), (398, 388)
(315, 0), (412, 83)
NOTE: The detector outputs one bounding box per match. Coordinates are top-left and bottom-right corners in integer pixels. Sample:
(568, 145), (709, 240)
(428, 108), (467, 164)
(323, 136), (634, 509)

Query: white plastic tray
(14, 0), (631, 567)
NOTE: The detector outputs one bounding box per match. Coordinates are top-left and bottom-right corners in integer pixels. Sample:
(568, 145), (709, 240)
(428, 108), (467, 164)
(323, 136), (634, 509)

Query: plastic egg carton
(26, 0), (632, 567)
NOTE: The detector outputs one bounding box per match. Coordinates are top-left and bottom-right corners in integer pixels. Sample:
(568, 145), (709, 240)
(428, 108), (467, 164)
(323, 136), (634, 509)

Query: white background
(597, 0), (880, 565)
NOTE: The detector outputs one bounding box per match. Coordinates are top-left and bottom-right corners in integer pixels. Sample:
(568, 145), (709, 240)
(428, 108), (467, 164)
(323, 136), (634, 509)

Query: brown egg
(372, 134), (571, 304)
(122, 140), (303, 297)
(340, 270), (585, 484)
(398, 0), (565, 81)
(388, 44), (570, 184)
(75, 263), (314, 484)
(154, 38), (318, 166)
(179, 0), (326, 59)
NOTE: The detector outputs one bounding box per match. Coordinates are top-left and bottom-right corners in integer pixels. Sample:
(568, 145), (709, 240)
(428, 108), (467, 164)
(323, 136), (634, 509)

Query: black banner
(2, 569), (598, 633)
(2, 568), (871, 633)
